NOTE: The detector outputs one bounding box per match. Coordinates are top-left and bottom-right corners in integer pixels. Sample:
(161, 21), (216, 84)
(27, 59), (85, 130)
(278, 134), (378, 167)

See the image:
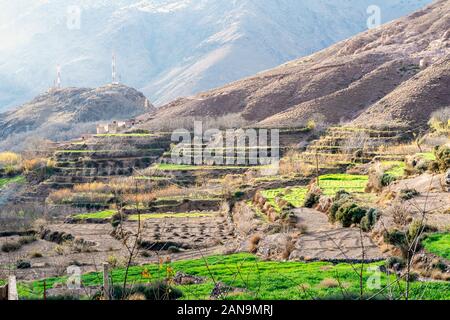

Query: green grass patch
(423, 233), (450, 260)
(0, 175), (25, 189)
(259, 174), (368, 212)
(260, 187), (308, 212)
(382, 161), (406, 177)
(73, 210), (117, 220)
(416, 152), (436, 161)
(318, 174), (368, 196)
(128, 212), (216, 220)
(22, 253), (450, 300)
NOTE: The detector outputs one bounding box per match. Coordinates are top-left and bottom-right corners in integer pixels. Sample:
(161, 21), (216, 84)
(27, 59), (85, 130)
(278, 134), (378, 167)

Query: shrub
(18, 235), (37, 246)
(399, 188), (420, 200)
(328, 192), (351, 223)
(385, 229), (407, 247)
(428, 161), (440, 173)
(428, 107), (450, 133)
(109, 282), (183, 300)
(249, 234), (262, 253)
(29, 251), (43, 258)
(16, 260), (31, 269)
(360, 208), (379, 232)
(318, 278), (339, 288)
(303, 191), (321, 208)
(386, 256), (406, 270)
(381, 173), (396, 187)
(335, 202), (367, 227)
(334, 190), (350, 201)
(111, 213), (123, 228)
(233, 191), (245, 199)
(407, 220), (437, 242)
(434, 145), (450, 172)
(1, 241), (22, 253)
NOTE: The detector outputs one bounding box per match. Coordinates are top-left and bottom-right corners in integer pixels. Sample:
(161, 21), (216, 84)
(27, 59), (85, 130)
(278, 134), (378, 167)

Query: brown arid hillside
(0, 84), (155, 151)
(140, 0), (449, 130)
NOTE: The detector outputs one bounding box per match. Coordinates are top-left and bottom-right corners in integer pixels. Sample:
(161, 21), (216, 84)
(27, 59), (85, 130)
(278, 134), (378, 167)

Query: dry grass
(152, 185), (193, 198)
(0, 152), (21, 166)
(249, 234), (262, 253)
(47, 189), (73, 204)
(279, 151), (315, 176)
(318, 278), (339, 288)
(73, 182), (110, 193)
(121, 193), (156, 205)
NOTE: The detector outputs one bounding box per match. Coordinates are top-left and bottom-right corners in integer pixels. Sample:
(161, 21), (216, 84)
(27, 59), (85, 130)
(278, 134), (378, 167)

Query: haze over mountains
(0, 84), (154, 151)
(0, 0), (432, 111)
(142, 0), (450, 130)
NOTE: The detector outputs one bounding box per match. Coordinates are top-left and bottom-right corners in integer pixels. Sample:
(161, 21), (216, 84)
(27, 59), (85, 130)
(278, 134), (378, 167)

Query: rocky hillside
(0, 0), (431, 110)
(0, 84), (155, 151)
(141, 0), (449, 130)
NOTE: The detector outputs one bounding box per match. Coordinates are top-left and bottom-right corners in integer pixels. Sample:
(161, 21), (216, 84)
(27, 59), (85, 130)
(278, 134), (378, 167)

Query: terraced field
(17, 253), (450, 300)
(423, 233), (450, 260)
(259, 174), (369, 212)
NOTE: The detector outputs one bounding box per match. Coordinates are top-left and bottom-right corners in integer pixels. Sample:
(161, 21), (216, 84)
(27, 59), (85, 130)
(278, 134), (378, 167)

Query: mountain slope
(0, 0), (431, 110)
(140, 0), (449, 130)
(0, 84), (155, 151)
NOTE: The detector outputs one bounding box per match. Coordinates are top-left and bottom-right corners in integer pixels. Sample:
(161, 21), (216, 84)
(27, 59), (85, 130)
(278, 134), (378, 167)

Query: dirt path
(290, 208), (385, 262)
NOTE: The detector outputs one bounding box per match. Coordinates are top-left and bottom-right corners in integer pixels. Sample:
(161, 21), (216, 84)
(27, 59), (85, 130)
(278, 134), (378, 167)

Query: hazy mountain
(140, 0), (449, 130)
(0, 0), (431, 111)
(0, 84), (155, 151)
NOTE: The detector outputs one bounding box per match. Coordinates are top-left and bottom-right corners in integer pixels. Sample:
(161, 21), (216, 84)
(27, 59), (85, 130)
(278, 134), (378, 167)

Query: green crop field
(416, 152), (436, 161)
(260, 187), (308, 212)
(260, 174), (368, 212)
(423, 233), (450, 260)
(318, 174), (368, 196)
(73, 210), (117, 220)
(17, 253), (450, 300)
(128, 212), (216, 220)
(0, 175), (25, 189)
(382, 161), (406, 177)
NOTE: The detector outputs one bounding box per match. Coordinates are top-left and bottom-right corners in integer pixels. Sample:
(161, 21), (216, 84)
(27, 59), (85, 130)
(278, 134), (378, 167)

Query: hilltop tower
(56, 64), (61, 89)
(112, 53), (119, 84)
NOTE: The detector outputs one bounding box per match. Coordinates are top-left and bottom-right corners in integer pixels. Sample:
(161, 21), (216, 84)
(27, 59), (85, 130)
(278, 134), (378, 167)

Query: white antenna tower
(112, 53), (118, 84)
(56, 64), (61, 89)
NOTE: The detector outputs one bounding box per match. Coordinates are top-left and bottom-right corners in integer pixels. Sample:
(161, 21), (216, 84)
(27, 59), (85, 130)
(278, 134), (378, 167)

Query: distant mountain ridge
(0, 0), (431, 111)
(139, 0), (449, 130)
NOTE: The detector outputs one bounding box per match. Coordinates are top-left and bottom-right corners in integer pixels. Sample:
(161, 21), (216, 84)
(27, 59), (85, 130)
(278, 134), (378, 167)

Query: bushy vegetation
(106, 282), (183, 300)
(385, 222), (437, 258)
(399, 189), (420, 201)
(434, 145), (450, 172)
(303, 190), (321, 208)
(1, 241), (22, 253)
(328, 191), (378, 229)
(428, 107), (450, 134)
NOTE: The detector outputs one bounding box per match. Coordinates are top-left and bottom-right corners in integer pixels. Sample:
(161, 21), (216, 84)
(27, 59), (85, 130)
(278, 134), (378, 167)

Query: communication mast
(112, 53), (119, 84)
(56, 64), (61, 89)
